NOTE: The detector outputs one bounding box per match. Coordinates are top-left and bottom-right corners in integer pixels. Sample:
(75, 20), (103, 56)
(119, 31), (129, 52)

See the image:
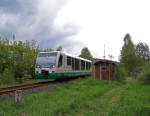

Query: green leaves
(138, 64), (150, 84)
(79, 47), (93, 61)
(0, 38), (38, 84)
(120, 33), (150, 84)
(120, 33), (140, 77)
(116, 64), (127, 82)
(136, 42), (150, 60)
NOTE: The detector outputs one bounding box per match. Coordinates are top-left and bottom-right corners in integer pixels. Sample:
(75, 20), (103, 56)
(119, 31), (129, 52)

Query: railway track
(0, 77), (83, 96)
(0, 82), (49, 96)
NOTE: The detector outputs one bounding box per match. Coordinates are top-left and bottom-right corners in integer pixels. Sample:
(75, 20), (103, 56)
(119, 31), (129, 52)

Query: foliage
(116, 63), (127, 82)
(136, 42), (150, 60)
(56, 46), (63, 51)
(109, 82), (150, 116)
(119, 34), (150, 84)
(0, 37), (38, 84)
(0, 69), (15, 84)
(79, 47), (93, 61)
(120, 33), (141, 77)
(138, 64), (150, 84)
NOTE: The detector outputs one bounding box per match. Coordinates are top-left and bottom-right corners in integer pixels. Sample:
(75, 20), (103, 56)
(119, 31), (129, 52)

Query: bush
(116, 64), (128, 82)
(0, 38), (38, 83)
(138, 65), (150, 84)
(0, 69), (15, 84)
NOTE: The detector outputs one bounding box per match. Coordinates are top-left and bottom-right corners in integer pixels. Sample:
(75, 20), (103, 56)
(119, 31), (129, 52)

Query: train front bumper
(35, 72), (62, 80)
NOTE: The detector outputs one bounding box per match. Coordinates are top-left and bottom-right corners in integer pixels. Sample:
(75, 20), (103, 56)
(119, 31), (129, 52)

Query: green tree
(79, 47), (93, 61)
(56, 46), (63, 51)
(116, 63), (127, 82)
(136, 42), (150, 60)
(0, 37), (38, 84)
(120, 33), (139, 77)
(138, 64), (150, 84)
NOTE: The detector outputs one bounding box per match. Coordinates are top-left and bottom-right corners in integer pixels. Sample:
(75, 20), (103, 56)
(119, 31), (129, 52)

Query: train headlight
(37, 65), (41, 68)
(50, 65), (55, 69)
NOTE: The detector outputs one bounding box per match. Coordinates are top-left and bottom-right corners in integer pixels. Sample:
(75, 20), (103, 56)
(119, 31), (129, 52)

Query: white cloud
(55, 0), (150, 60)
(1, 0), (150, 61)
(0, 0), (80, 50)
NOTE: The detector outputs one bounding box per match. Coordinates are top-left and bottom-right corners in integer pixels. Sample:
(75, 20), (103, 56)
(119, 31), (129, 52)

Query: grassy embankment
(0, 77), (150, 116)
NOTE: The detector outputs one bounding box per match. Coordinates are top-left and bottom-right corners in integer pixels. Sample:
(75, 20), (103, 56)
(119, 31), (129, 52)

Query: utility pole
(103, 44), (106, 59)
(108, 54), (114, 81)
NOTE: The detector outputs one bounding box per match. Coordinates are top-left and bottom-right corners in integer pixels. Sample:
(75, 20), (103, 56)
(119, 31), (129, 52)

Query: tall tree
(79, 47), (93, 61)
(120, 33), (139, 76)
(136, 42), (150, 60)
(56, 46), (63, 51)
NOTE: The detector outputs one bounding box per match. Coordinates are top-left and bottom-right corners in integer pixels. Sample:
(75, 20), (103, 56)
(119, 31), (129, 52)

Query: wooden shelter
(94, 59), (117, 80)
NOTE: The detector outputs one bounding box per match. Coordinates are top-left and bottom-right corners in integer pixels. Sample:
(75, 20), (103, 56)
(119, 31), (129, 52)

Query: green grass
(109, 81), (150, 116)
(0, 77), (149, 116)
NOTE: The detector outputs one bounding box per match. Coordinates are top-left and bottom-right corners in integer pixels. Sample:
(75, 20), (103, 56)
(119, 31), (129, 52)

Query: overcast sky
(0, 0), (150, 61)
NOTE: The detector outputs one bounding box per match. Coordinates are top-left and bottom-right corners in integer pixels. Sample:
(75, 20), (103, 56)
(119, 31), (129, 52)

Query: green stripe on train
(35, 71), (91, 80)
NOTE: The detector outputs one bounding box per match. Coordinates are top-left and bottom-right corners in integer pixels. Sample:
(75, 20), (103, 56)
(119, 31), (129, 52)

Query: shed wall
(94, 61), (116, 80)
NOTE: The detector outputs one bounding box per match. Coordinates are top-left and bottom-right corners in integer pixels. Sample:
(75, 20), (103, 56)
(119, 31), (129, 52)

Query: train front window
(36, 52), (57, 68)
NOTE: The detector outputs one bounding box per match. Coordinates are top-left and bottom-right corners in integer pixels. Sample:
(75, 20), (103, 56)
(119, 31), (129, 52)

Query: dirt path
(96, 85), (126, 116)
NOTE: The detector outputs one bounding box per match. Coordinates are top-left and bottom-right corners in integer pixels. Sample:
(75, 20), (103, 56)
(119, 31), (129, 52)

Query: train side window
(72, 58), (75, 70)
(89, 63), (91, 69)
(86, 62), (89, 70)
(81, 60), (85, 70)
(67, 56), (71, 66)
(58, 55), (63, 67)
(75, 58), (79, 70)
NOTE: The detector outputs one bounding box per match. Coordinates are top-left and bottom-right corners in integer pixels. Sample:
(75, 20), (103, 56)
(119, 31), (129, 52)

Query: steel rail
(0, 76), (83, 96)
(0, 82), (48, 95)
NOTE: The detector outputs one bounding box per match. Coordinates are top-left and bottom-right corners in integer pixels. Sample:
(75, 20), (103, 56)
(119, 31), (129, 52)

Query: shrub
(116, 63), (127, 82)
(138, 65), (150, 84)
(0, 69), (15, 84)
(0, 38), (37, 83)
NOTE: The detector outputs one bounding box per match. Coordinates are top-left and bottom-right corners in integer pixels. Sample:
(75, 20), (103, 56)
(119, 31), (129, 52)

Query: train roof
(38, 51), (92, 63)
